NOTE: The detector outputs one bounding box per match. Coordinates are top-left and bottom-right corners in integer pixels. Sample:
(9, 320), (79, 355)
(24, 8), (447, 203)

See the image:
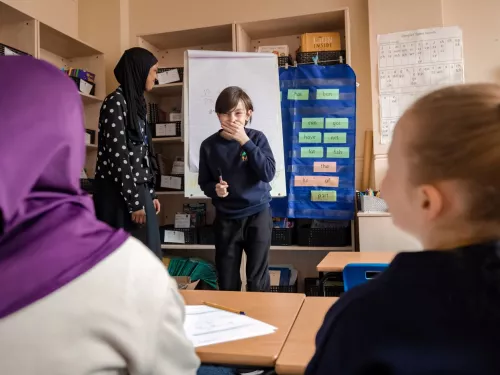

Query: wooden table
(180, 290), (305, 367)
(275, 297), (338, 374)
(317, 251), (397, 272)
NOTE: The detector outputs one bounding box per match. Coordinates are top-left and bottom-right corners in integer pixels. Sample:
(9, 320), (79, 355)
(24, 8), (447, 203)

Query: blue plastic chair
(343, 263), (389, 292)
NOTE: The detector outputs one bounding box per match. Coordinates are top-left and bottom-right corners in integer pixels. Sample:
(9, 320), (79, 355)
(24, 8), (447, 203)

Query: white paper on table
(377, 26), (464, 145)
(184, 305), (277, 348)
(157, 69), (180, 85)
(164, 230), (185, 244)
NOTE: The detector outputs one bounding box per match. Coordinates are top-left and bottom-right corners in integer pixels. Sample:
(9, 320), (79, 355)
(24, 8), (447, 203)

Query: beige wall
(78, 0), (127, 93)
(369, 0), (500, 188)
(442, 0), (500, 83)
(2, 0), (78, 37)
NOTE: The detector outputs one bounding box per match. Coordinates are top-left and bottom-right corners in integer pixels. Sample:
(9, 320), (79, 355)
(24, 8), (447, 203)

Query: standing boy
(198, 86), (276, 292)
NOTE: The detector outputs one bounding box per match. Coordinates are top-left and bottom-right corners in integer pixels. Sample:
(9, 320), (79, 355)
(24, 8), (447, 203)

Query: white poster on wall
(377, 26), (465, 145)
(183, 50), (286, 198)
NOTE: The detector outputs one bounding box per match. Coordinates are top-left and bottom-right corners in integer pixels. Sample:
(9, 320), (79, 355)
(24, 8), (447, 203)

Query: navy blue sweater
(198, 128), (275, 219)
(306, 242), (500, 375)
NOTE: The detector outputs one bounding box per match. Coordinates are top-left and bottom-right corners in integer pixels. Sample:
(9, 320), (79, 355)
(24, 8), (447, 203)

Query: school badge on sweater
(241, 151), (248, 162)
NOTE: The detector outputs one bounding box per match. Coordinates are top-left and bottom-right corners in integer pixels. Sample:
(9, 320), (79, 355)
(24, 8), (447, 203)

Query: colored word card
(294, 176), (339, 187)
(327, 147), (350, 158)
(313, 161), (337, 173)
(311, 190), (337, 202)
(316, 89), (339, 100)
(288, 89), (309, 100)
(324, 133), (347, 144)
(302, 118), (324, 129)
(326, 118), (349, 129)
(301, 147), (324, 158)
(299, 132), (322, 143)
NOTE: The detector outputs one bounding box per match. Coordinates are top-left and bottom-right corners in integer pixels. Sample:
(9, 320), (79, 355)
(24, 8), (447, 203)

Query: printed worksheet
(377, 26), (465, 144)
(184, 305), (277, 347)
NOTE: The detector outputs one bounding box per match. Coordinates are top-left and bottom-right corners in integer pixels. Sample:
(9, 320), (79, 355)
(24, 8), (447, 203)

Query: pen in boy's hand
(217, 167), (223, 183)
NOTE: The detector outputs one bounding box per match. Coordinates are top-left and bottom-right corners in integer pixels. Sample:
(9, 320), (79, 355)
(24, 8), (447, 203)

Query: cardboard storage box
(300, 32), (341, 52)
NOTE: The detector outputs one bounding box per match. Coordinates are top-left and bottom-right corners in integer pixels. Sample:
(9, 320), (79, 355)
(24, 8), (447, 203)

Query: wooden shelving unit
(38, 22), (105, 178)
(0, 2), (105, 179)
(150, 82), (183, 97)
(80, 92), (103, 105)
(235, 10), (350, 64)
(0, 2), (37, 57)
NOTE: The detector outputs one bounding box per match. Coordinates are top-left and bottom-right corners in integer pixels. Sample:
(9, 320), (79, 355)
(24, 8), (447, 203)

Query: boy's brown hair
(402, 83), (500, 222)
(215, 86), (253, 124)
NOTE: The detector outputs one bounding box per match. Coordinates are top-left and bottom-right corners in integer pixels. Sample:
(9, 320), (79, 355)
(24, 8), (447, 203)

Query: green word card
(288, 89), (309, 100)
(299, 132), (322, 143)
(301, 118), (324, 129)
(324, 133), (347, 144)
(327, 147), (350, 158)
(316, 89), (340, 100)
(325, 118), (349, 129)
(301, 147), (324, 158)
(311, 190), (337, 202)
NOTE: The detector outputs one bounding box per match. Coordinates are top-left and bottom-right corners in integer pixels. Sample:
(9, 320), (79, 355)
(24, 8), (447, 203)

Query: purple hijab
(0, 57), (129, 319)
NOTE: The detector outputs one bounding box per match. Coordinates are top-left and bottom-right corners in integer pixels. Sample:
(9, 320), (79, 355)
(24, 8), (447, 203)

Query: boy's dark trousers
(214, 208), (272, 292)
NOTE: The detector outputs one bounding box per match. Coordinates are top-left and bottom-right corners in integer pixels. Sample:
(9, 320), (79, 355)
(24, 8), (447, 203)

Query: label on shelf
(79, 80), (93, 95)
(156, 123), (177, 137)
(161, 175), (182, 190)
(164, 230), (185, 244)
(4, 47), (18, 56)
(157, 69), (180, 85)
(174, 213), (191, 229)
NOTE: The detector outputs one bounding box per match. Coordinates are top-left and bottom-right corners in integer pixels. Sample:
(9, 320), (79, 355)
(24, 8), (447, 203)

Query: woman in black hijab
(93, 47), (162, 258)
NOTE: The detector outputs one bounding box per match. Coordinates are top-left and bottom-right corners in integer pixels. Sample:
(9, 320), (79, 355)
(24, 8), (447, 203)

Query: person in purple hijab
(0, 57), (199, 375)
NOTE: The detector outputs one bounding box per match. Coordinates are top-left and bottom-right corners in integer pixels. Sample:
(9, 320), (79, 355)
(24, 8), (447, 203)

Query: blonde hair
(403, 83), (500, 222)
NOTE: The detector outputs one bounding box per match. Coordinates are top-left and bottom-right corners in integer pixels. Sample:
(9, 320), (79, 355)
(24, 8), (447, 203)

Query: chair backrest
(343, 263), (389, 292)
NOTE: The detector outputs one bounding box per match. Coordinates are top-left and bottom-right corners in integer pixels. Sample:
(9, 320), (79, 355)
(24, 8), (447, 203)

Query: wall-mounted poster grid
(271, 64), (357, 220)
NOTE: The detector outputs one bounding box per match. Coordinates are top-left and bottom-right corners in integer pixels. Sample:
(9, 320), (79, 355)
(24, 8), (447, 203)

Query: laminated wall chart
(378, 26), (464, 144)
(274, 64), (357, 220)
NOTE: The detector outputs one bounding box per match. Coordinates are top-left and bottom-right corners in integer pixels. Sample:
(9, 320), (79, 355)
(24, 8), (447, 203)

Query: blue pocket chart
(271, 64), (356, 220)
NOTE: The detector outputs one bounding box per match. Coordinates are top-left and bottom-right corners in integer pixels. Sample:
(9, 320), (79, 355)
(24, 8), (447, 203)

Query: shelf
(0, 2), (34, 23)
(150, 82), (183, 97)
(140, 24), (233, 50)
(152, 137), (183, 143)
(80, 92), (103, 105)
(156, 191), (184, 195)
(39, 22), (102, 58)
(161, 244), (353, 251)
(240, 11), (345, 40)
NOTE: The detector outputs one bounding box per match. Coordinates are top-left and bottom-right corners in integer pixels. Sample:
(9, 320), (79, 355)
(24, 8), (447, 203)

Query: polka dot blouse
(95, 87), (156, 213)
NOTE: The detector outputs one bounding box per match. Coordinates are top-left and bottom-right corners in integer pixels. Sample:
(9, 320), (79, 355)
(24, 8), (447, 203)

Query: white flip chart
(183, 50), (286, 198)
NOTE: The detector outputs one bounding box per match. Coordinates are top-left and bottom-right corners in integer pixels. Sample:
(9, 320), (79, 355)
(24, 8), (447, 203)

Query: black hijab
(114, 47), (158, 143)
